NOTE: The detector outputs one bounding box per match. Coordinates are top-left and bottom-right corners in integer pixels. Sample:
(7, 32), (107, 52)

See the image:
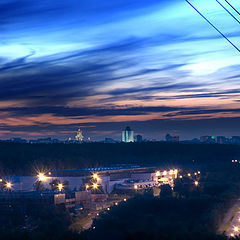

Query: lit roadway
(219, 199), (240, 237)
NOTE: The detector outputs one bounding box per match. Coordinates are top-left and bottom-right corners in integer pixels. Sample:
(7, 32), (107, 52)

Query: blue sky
(0, 0), (240, 140)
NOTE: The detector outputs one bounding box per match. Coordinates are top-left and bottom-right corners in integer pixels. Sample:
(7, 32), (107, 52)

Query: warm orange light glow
(0, 179), (2, 182)
(234, 226), (239, 232)
(163, 170), (167, 176)
(123, 198), (127, 202)
(115, 202), (118, 206)
(174, 169), (178, 175)
(134, 185), (138, 190)
(58, 183), (63, 191)
(169, 170), (174, 175)
(93, 183), (98, 189)
(188, 173), (191, 177)
(86, 184), (90, 190)
(194, 181), (199, 186)
(198, 171), (200, 174)
(179, 175), (183, 179)
(93, 173), (98, 179)
(6, 182), (12, 189)
(155, 171), (160, 177)
(38, 173), (47, 182)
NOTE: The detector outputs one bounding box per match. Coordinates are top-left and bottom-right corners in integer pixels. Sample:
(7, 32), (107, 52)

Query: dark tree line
(0, 142), (240, 175)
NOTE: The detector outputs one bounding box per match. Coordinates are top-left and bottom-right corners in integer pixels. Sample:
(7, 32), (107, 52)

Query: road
(219, 199), (240, 237)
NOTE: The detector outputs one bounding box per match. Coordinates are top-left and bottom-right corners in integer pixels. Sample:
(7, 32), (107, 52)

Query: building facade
(122, 126), (134, 142)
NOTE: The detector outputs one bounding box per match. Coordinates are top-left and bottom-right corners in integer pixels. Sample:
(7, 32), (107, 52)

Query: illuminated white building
(122, 126), (134, 142)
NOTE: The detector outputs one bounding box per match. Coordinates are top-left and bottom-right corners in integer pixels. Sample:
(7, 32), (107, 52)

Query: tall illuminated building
(75, 128), (84, 142)
(122, 126), (134, 142)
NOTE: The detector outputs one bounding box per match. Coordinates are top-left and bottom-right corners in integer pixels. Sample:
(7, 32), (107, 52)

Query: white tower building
(122, 126), (134, 142)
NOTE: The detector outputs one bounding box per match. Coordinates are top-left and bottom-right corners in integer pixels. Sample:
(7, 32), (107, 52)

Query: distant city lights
(93, 183), (98, 189)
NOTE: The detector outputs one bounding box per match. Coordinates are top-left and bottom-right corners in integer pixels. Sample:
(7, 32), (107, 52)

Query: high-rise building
(231, 136), (240, 145)
(75, 128), (84, 142)
(136, 135), (143, 142)
(122, 126), (134, 142)
(165, 134), (179, 142)
(217, 136), (229, 144)
(200, 136), (215, 143)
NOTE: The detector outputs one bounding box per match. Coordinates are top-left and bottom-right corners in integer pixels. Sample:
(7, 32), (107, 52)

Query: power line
(224, 0), (240, 17)
(216, 0), (240, 24)
(185, 0), (240, 53)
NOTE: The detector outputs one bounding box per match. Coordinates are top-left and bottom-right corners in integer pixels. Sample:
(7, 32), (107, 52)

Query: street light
(58, 183), (63, 191)
(155, 171), (160, 177)
(38, 173), (47, 182)
(6, 182), (12, 189)
(93, 183), (98, 189)
(86, 184), (90, 190)
(188, 173), (191, 177)
(194, 181), (199, 186)
(93, 173), (98, 180)
(163, 170), (167, 176)
(234, 226), (239, 232)
(134, 185), (138, 190)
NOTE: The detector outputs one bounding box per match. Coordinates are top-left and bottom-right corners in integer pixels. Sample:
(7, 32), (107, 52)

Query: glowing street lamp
(38, 173), (47, 182)
(194, 181), (199, 186)
(198, 171), (200, 174)
(234, 226), (239, 232)
(86, 184), (90, 190)
(163, 170), (167, 176)
(187, 173), (191, 177)
(93, 183), (98, 189)
(155, 171), (160, 177)
(179, 175), (183, 179)
(58, 183), (63, 191)
(169, 170), (174, 175)
(123, 198), (127, 202)
(6, 182), (12, 189)
(93, 173), (98, 180)
(134, 185), (138, 190)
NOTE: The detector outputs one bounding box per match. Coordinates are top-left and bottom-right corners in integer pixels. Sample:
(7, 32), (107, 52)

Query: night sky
(0, 0), (240, 140)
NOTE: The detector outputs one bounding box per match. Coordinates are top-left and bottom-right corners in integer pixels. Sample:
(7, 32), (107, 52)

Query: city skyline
(0, 0), (240, 140)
